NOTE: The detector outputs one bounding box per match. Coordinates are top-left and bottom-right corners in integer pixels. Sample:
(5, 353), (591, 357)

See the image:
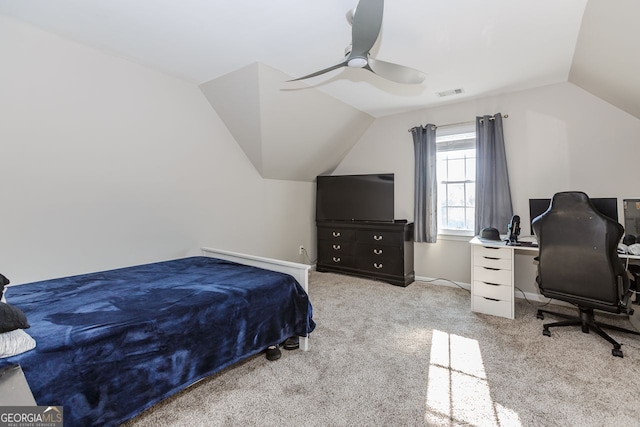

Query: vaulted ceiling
(2, 0), (638, 181)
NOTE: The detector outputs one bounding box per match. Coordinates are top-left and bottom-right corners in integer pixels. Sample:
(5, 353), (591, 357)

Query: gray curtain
(475, 113), (513, 234)
(411, 125), (437, 243)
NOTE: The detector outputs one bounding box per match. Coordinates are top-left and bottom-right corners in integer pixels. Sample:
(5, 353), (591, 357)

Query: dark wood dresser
(316, 221), (415, 286)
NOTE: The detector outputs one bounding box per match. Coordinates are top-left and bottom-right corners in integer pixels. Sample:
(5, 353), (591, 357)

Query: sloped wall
(200, 63), (375, 181)
(0, 16), (315, 284)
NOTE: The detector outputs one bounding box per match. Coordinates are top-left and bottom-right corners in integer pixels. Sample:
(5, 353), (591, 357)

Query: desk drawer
(473, 266), (512, 286)
(473, 251), (512, 270)
(474, 245), (512, 260)
(473, 281), (512, 301)
(472, 295), (513, 319)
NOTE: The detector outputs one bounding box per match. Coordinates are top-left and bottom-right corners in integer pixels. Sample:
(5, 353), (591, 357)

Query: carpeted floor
(123, 271), (640, 426)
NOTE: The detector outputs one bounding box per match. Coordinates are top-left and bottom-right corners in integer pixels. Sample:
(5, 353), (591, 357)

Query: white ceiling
(0, 0), (590, 118)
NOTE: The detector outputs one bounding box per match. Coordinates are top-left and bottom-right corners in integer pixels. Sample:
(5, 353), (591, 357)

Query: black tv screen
(529, 197), (618, 235)
(316, 174), (394, 222)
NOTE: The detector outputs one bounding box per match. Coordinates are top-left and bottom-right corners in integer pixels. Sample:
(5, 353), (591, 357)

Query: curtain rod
(407, 113), (509, 132)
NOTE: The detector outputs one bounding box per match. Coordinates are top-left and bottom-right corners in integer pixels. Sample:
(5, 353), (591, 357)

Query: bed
(0, 247), (314, 426)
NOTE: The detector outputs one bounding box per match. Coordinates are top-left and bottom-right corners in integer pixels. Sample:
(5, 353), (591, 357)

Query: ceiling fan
(289, 0), (425, 84)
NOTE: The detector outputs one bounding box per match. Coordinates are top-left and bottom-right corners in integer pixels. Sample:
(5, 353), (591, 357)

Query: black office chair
(532, 191), (640, 357)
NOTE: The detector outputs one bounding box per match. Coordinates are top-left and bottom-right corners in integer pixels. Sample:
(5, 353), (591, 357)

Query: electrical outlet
(299, 245), (305, 255)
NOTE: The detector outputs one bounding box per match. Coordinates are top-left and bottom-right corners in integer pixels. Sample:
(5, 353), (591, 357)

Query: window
(436, 124), (476, 235)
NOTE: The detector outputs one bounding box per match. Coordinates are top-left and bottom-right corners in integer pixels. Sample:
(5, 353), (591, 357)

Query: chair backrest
(532, 191), (626, 312)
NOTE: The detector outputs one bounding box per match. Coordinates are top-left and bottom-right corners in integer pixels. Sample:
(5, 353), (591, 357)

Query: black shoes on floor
(265, 336), (300, 361)
(283, 336), (299, 350)
(265, 345), (281, 361)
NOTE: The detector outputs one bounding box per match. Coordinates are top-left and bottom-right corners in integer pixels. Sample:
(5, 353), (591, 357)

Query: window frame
(435, 123), (476, 237)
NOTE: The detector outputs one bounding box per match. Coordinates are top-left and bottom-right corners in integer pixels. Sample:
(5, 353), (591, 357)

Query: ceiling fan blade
(349, 0), (384, 58)
(346, 8), (355, 26)
(287, 61), (348, 82)
(367, 57), (426, 84)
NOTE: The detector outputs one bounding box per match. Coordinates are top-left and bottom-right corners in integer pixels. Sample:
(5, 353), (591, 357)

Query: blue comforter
(0, 256), (314, 426)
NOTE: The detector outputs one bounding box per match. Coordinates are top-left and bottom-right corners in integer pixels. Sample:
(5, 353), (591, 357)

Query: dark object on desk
(623, 234), (637, 246)
(532, 191), (640, 358)
(505, 215), (520, 244)
(509, 241), (538, 247)
(480, 227), (501, 241)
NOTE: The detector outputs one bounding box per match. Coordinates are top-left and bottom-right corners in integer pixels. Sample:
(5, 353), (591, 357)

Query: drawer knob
(333, 244), (341, 250)
(373, 235), (383, 241)
(332, 257), (341, 263)
(374, 263), (383, 269)
(373, 249), (383, 255)
(332, 231), (341, 238)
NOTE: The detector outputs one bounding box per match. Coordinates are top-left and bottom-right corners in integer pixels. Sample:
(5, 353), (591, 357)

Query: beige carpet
(123, 271), (640, 426)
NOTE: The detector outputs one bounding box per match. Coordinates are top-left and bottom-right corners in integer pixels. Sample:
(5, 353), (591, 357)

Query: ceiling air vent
(437, 88), (464, 97)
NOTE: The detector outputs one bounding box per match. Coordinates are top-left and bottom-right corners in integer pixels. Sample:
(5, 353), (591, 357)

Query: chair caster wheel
(536, 312), (544, 320)
(542, 328), (551, 337)
(612, 348), (623, 358)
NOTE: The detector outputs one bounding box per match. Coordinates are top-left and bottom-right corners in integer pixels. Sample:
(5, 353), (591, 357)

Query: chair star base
(537, 307), (640, 358)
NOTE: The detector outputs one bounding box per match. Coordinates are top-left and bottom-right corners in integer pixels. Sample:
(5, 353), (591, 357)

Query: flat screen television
(529, 197), (618, 235)
(316, 174), (394, 222)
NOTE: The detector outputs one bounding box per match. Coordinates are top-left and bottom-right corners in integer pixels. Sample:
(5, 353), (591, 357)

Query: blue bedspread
(0, 256), (314, 426)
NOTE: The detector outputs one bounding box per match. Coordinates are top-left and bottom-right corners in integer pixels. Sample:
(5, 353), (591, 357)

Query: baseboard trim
(415, 275), (470, 291)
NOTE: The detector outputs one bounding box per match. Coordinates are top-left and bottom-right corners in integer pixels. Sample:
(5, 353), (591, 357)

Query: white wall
(0, 16), (315, 284)
(335, 82), (640, 294)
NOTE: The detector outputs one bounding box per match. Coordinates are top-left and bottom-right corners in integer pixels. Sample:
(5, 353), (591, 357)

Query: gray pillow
(0, 302), (30, 333)
(0, 329), (36, 358)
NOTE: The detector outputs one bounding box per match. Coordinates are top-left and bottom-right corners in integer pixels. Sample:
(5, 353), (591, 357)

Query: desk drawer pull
(374, 263), (383, 269)
(332, 244), (341, 250)
(482, 267), (500, 271)
(373, 249), (383, 255)
(483, 297), (500, 302)
(332, 232), (341, 238)
(332, 257), (341, 263)
(482, 281), (500, 287)
(373, 235), (383, 241)
(483, 256), (500, 260)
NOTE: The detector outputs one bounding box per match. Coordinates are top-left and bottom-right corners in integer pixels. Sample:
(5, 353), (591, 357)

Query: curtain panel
(475, 113), (513, 234)
(411, 125), (437, 243)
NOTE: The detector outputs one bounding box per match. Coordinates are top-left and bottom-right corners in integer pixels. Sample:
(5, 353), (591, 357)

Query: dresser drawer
(473, 281), (512, 301)
(318, 240), (355, 255)
(317, 228), (355, 242)
(317, 253), (355, 268)
(473, 266), (511, 286)
(355, 244), (402, 259)
(472, 295), (513, 318)
(356, 230), (403, 245)
(356, 257), (402, 276)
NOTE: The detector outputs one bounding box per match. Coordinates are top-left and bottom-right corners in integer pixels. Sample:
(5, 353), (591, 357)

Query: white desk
(469, 237), (640, 321)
